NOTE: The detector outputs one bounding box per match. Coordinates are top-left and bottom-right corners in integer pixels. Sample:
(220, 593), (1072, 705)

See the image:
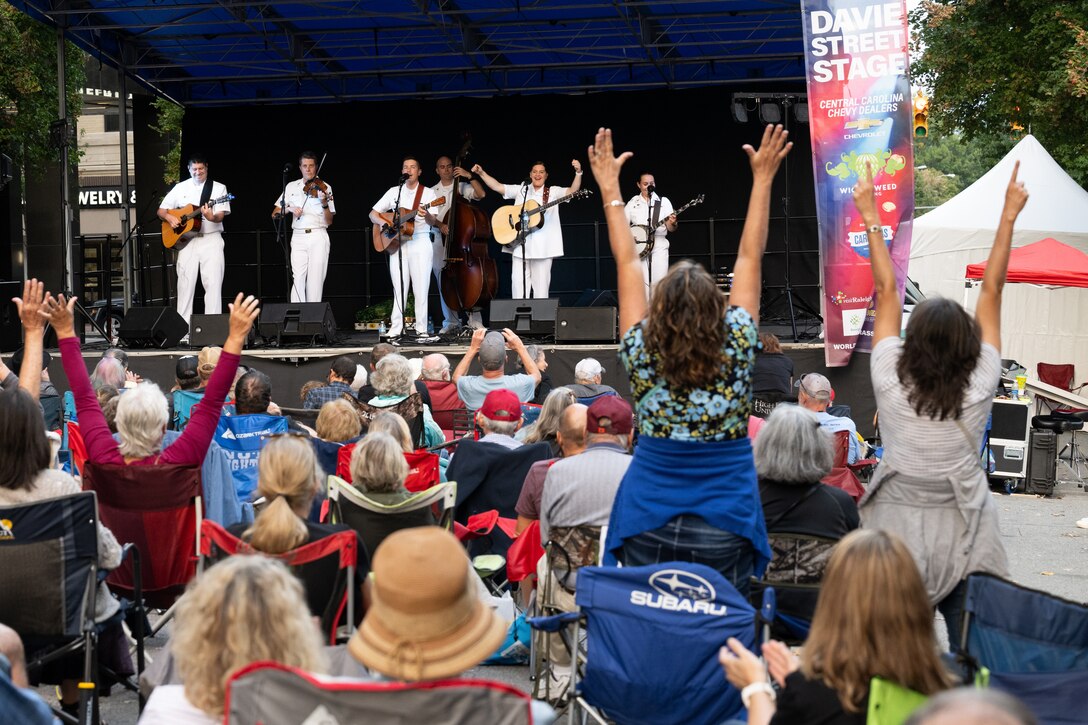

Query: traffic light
(913, 91), (929, 138)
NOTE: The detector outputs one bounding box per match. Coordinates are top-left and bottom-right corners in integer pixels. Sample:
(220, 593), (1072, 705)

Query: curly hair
(173, 556), (327, 717)
(643, 259), (728, 388)
(801, 530), (953, 712)
(896, 298), (981, 421)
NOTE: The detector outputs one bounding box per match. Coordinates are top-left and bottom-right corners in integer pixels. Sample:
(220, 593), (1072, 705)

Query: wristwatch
(740, 682), (776, 709)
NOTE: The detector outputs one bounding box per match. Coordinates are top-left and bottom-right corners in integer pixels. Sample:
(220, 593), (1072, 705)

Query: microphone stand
(516, 179), (531, 299)
(392, 178), (408, 340)
(274, 163), (300, 307)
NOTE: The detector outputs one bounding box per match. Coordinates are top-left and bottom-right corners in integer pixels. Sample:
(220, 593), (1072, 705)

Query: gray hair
(349, 432), (409, 494)
(116, 383), (169, 459)
(371, 354), (414, 397)
(91, 357), (126, 389)
(420, 353), (451, 381)
(521, 386), (575, 443)
(477, 414), (519, 437)
(753, 404), (834, 483)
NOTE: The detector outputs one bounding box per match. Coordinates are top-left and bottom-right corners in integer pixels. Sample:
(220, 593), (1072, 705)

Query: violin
(302, 176), (333, 201)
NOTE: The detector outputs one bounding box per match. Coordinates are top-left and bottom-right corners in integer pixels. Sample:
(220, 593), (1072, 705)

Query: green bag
(866, 677), (928, 725)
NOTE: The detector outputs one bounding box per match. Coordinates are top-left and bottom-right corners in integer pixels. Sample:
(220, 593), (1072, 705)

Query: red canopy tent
(965, 238), (1088, 288)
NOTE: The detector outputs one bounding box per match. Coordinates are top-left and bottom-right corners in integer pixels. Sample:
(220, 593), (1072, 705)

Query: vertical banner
(800, 0), (915, 366)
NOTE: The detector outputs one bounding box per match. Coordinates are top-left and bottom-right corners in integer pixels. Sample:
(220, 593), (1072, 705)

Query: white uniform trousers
(176, 232), (224, 326)
(431, 234), (460, 328)
(641, 242), (669, 295)
(290, 228), (330, 303)
(388, 235), (433, 337)
(511, 257), (553, 299)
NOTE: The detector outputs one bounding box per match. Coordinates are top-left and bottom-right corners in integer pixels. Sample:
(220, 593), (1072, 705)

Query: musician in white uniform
(158, 154), (231, 329)
(625, 172), (677, 291)
(473, 159), (582, 299)
(430, 156), (486, 332)
(369, 157), (441, 343)
(272, 151), (335, 303)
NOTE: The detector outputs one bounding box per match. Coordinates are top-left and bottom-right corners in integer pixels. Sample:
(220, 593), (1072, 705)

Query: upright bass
(440, 135), (497, 316)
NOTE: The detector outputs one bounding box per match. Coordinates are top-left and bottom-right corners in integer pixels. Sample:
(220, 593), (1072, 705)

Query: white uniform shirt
(430, 180), (479, 225)
(274, 179), (336, 230)
(373, 184), (437, 240)
(161, 179), (230, 234)
(501, 184), (568, 260)
(625, 193), (674, 246)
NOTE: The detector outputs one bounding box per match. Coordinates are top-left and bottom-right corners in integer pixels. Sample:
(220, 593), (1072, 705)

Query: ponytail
(243, 495), (308, 555)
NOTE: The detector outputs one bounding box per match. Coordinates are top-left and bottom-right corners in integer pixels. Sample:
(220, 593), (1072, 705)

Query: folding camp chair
(172, 390), (236, 431)
(521, 402), (543, 426)
(451, 407), (477, 440)
(453, 510), (520, 596)
(748, 533), (838, 645)
(81, 462), (203, 637)
(336, 444), (441, 493)
(65, 421), (89, 478)
(325, 476), (454, 559)
(959, 572), (1088, 725)
(0, 492), (145, 724)
(224, 661), (537, 725)
(554, 563), (757, 725)
(822, 430), (869, 501)
(199, 520), (359, 643)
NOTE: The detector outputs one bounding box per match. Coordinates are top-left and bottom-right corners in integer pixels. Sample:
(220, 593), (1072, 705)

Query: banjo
(631, 193), (705, 260)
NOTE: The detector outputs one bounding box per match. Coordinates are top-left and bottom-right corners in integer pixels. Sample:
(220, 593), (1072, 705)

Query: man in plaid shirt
(303, 355), (359, 409)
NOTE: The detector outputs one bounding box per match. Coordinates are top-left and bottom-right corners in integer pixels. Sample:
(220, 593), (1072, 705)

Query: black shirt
(771, 671), (866, 725)
(753, 352), (795, 395)
(759, 479), (860, 538)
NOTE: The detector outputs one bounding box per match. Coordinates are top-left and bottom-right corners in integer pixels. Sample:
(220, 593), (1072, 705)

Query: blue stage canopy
(10, 0), (805, 106)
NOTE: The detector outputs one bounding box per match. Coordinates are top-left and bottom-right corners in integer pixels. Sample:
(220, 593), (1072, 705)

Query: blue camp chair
(61, 390), (77, 449)
(557, 563), (756, 725)
(960, 572), (1088, 725)
(213, 413), (288, 501)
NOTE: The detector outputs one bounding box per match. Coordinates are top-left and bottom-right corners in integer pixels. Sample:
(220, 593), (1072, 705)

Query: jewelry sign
(801, 0), (915, 366)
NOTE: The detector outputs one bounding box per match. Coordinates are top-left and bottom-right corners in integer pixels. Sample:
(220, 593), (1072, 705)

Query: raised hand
(226, 293), (260, 350)
(743, 124), (793, 184)
(587, 127), (633, 198)
(718, 637), (766, 690)
(852, 161), (880, 226)
(40, 293), (78, 340)
(571, 158), (583, 174)
(501, 327), (525, 351)
(13, 278), (47, 334)
(762, 640), (800, 688)
(1003, 160), (1028, 221)
(468, 326), (486, 350)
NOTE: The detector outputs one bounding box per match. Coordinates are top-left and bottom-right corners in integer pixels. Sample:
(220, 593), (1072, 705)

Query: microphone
(283, 163), (292, 173)
(399, 173), (410, 183)
(647, 184), (656, 195)
(522, 177), (532, 186)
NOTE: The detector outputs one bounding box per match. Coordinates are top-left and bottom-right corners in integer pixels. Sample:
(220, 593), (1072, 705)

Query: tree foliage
(150, 96), (184, 185)
(913, 125), (1015, 212)
(911, 1), (1088, 187)
(0, 3), (85, 174)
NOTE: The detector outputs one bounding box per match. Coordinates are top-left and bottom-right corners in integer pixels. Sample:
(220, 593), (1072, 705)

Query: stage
(44, 331), (878, 438)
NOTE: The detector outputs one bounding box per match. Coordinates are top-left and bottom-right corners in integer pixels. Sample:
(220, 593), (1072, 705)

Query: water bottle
(427, 319), (435, 337)
(378, 320), (387, 336)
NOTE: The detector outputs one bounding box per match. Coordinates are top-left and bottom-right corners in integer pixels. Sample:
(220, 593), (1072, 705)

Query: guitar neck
(650, 196), (703, 230)
(533, 190), (587, 213)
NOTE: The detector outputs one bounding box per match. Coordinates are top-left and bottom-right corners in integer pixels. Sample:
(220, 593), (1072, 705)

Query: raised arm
(452, 327), (486, 383)
(854, 163), (901, 344)
(503, 329), (540, 385)
(470, 164), (507, 195)
(13, 279), (46, 401)
(976, 161), (1028, 350)
(729, 124), (792, 325)
(588, 128), (645, 335)
(567, 158), (583, 194)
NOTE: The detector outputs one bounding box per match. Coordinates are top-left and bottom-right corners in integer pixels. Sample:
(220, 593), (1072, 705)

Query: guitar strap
(411, 183), (425, 212)
(542, 186), (550, 205)
(199, 179), (213, 208)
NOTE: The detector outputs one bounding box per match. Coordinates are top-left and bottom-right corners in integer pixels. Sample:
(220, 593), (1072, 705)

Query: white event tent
(910, 135), (1088, 384)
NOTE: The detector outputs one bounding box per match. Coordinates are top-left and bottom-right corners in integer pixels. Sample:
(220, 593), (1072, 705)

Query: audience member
(795, 372), (863, 464)
(316, 398), (362, 443)
(348, 432), (410, 500)
(755, 405), (859, 538)
(516, 403), (588, 533)
(196, 345), (222, 389)
(172, 355), (201, 392)
(356, 344), (433, 409)
(420, 353), (465, 434)
(566, 358), (617, 401)
(299, 379), (325, 402)
(517, 386), (576, 455)
(368, 411), (413, 453)
(303, 355), (359, 409)
(351, 354), (443, 448)
(720, 529), (953, 725)
(474, 388), (524, 449)
(9, 347), (57, 398)
(91, 356), (126, 391)
(350, 363), (368, 394)
(589, 125), (789, 597)
(452, 328), (540, 409)
(752, 332), (793, 418)
(522, 344), (554, 404)
(215, 368), (290, 501)
(226, 434), (367, 632)
(0, 624), (54, 724)
(855, 161), (1026, 649)
(904, 688), (1037, 725)
(140, 556), (328, 723)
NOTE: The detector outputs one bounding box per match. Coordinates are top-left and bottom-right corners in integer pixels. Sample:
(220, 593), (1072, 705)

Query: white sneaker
(417, 335), (440, 344)
(467, 313), (484, 330)
(1076, 517), (1088, 530)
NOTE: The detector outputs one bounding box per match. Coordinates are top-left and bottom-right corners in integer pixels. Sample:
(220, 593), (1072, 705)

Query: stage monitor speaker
(118, 306), (188, 349)
(1027, 428), (1057, 496)
(259, 302), (337, 346)
(0, 281), (21, 352)
(190, 313), (255, 349)
(574, 288), (618, 307)
(489, 299), (558, 338)
(556, 306), (617, 342)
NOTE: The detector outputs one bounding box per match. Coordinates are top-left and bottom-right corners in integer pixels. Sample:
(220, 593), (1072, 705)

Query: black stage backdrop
(157, 85), (820, 329)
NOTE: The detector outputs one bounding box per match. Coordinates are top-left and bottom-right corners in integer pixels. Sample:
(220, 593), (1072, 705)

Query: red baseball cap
(480, 389), (522, 422)
(586, 396), (634, 435)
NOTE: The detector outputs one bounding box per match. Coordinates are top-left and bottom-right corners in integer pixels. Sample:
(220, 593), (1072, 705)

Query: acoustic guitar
(631, 194), (705, 260)
(161, 193), (235, 249)
(371, 196), (448, 255)
(491, 189), (593, 246)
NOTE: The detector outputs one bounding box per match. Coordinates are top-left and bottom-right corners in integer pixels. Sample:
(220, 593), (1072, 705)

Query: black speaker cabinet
(118, 306), (188, 349)
(190, 313), (255, 349)
(259, 302), (337, 346)
(489, 299), (558, 338)
(0, 281), (21, 352)
(556, 306), (618, 342)
(1027, 428), (1057, 496)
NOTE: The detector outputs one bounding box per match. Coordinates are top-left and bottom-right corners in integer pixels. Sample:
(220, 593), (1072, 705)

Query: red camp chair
(199, 520), (359, 644)
(81, 461), (203, 635)
(1037, 363), (1088, 414)
(65, 420), (88, 477)
(505, 520), (544, 585)
(821, 430), (873, 502)
(336, 444), (441, 493)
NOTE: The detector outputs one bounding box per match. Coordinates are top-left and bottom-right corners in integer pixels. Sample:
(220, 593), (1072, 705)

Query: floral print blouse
(620, 306), (757, 441)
